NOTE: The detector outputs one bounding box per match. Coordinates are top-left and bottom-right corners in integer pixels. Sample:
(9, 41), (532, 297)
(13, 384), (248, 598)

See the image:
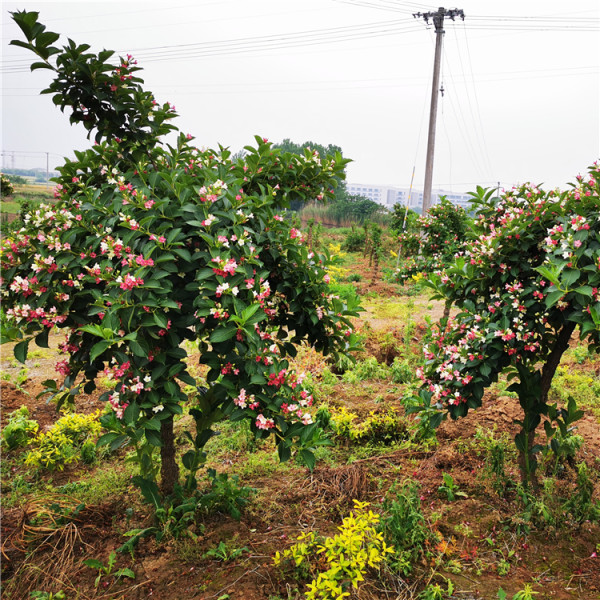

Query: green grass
(0, 201), (19, 213)
(550, 365), (600, 418)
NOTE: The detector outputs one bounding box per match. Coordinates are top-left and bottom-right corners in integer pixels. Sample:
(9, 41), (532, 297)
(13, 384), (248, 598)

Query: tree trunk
(518, 320), (576, 492)
(371, 252), (379, 284)
(442, 300), (451, 322)
(160, 417), (179, 496)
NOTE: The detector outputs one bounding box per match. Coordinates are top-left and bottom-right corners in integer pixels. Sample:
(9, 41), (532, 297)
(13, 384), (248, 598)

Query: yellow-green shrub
(326, 243), (349, 283)
(274, 500), (394, 599)
(329, 406), (408, 445)
(24, 411), (102, 471)
(2, 405), (39, 450)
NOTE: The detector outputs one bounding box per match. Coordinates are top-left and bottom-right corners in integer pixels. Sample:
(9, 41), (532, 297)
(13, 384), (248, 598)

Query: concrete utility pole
(413, 7), (465, 213)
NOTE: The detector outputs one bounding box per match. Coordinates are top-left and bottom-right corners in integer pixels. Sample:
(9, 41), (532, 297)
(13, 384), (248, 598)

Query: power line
(331, 0), (431, 13)
(4, 64), (596, 88)
(441, 60), (489, 183)
(1, 19), (424, 73)
(459, 23), (494, 179)
(3, 65), (597, 98)
(3, 11), (597, 71)
(450, 25), (493, 180)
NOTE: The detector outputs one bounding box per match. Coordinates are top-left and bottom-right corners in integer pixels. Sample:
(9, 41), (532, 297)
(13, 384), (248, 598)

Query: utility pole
(413, 7), (464, 213)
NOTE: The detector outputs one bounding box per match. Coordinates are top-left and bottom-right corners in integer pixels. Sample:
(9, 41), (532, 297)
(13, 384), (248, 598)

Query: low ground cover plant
(24, 410), (101, 470)
(274, 500), (393, 599)
(2, 405), (39, 450)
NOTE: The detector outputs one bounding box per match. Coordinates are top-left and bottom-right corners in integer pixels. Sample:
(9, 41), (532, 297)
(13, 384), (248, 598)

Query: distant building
(347, 183), (472, 213)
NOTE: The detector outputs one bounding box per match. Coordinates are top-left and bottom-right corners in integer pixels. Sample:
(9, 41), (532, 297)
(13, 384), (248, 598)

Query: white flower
(152, 404), (164, 413)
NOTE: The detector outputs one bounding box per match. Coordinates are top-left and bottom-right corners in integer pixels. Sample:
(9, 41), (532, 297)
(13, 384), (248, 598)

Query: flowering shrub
(393, 198), (470, 284)
(413, 167), (600, 487)
(2, 11), (361, 494)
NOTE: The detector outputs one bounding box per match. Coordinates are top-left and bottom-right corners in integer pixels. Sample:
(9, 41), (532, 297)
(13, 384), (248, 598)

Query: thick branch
(540, 320), (577, 404)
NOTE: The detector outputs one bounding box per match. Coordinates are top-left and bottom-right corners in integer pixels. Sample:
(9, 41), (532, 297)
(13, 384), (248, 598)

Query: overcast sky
(1, 0), (599, 194)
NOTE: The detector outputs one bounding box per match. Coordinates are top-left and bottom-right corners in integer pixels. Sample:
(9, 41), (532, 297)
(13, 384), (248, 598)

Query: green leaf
(298, 449), (316, 471)
(144, 417), (161, 431)
(277, 440), (291, 462)
(182, 450), (199, 470)
(209, 326), (237, 344)
(130, 340), (148, 357)
(153, 312), (168, 329)
(123, 403), (140, 425)
(536, 265), (560, 286)
(98, 433), (128, 452)
(30, 61), (54, 71)
(14, 338), (30, 364)
(35, 329), (50, 348)
(172, 248), (192, 262)
(429, 412), (444, 429)
(131, 476), (162, 509)
(166, 228), (183, 245)
(80, 324), (109, 338)
(90, 340), (112, 362)
(145, 429), (162, 447)
(561, 268), (580, 289)
(545, 289), (564, 308)
(115, 567), (136, 580)
(514, 432), (527, 454)
(9, 39), (34, 51)
(241, 303), (261, 322)
(83, 559), (105, 570)
(574, 285), (593, 298)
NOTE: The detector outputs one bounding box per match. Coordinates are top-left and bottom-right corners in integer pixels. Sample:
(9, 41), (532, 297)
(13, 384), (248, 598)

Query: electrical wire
(449, 26), (493, 180)
(331, 0), (431, 14)
(441, 55), (490, 183)
(1, 19), (424, 73)
(3, 10), (598, 71)
(460, 23), (494, 179)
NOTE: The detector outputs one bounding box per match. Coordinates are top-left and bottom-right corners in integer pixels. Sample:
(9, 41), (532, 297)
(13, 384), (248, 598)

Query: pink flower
(55, 359), (70, 376)
(119, 274), (144, 290)
(256, 414), (275, 430)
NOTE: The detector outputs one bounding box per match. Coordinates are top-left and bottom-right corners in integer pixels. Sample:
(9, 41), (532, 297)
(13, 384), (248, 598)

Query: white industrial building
(347, 183), (472, 213)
